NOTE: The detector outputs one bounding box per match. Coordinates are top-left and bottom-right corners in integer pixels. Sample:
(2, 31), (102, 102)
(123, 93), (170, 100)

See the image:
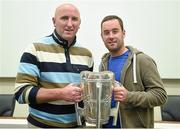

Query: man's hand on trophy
(113, 86), (128, 102)
(61, 83), (82, 102)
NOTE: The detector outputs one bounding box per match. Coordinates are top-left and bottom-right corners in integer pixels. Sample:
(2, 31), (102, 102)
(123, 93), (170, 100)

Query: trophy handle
(96, 81), (102, 128)
(112, 81), (121, 126)
(72, 82), (84, 126)
(75, 102), (82, 125)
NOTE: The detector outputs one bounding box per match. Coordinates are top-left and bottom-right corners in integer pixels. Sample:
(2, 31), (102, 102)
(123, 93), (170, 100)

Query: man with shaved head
(15, 3), (93, 128)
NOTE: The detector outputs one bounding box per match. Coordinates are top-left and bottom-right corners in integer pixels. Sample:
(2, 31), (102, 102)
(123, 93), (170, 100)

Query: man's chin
(108, 47), (119, 52)
(108, 46), (117, 50)
(63, 35), (74, 41)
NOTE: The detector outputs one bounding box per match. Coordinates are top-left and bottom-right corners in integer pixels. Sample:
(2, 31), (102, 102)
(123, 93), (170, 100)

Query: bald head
(54, 3), (80, 18)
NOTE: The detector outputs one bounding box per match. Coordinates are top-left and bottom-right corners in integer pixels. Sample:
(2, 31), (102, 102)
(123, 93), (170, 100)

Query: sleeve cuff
(28, 86), (40, 104)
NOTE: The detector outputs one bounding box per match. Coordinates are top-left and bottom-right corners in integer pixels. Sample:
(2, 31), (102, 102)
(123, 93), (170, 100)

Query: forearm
(15, 85), (63, 104)
(36, 83), (82, 104)
(36, 88), (63, 104)
(125, 88), (167, 108)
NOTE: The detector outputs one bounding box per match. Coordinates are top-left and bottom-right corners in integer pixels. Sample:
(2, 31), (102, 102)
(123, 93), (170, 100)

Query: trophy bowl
(80, 71), (114, 125)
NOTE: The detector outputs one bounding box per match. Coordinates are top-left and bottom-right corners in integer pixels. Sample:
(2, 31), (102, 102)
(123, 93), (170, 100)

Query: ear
(79, 19), (81, 25)
(123, 30), (126, 38)
(78, 19), (81, 29)
(101, 32), (103, 39)
(52, 17), (56, 27)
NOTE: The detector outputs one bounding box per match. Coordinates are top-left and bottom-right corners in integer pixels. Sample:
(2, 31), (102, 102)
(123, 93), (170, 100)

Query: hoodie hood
(100, 45), (143, 83)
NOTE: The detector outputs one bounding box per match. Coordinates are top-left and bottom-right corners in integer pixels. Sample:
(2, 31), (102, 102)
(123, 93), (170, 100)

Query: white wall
(0, 0), (180, 78)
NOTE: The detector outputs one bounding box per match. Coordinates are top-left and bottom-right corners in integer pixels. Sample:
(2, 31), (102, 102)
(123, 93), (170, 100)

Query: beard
(105, 42), (123, 53)
(108, 47), (120, 53)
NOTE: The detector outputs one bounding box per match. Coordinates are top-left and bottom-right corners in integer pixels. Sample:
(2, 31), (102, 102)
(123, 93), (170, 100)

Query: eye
(103, 30), (110, 35)
(72, 16), (79, 22)
(112, 29), (119, 34)
(60, 16), (69, 21)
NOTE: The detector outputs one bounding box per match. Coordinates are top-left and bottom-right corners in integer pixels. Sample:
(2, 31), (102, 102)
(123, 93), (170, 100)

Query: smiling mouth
(108, 42), (116, 45)
(64, 30), (74, 34)
(65, 30), (73, 32)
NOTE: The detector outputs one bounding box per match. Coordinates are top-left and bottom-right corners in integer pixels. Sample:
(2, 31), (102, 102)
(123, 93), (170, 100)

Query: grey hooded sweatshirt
(99, 46), (167, 128)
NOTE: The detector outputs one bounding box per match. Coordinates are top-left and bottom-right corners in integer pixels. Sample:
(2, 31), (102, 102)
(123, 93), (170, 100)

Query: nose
(67, 19), (73, 27)
(109, 32), (114, 38)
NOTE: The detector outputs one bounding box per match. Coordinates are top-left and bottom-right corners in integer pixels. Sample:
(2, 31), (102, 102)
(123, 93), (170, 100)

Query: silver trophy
(76, 71), (118, 128)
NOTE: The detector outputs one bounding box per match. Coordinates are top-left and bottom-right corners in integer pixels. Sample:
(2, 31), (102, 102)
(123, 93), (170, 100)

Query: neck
(53, 29), (76, 47)
(111, 47), (128, 57)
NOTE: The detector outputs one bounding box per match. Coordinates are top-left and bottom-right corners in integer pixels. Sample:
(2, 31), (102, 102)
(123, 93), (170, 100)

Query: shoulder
(22, 36), (59, 55)
(35, 36), (56, 45)
(137, 53), (157, 68)
(102, 53), (110, 60)
(137, 53), (155, 62)
(72, 43), (93, 57)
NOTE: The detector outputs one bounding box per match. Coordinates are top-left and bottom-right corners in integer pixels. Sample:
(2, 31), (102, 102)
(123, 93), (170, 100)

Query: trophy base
(85, 117), (109, 125)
